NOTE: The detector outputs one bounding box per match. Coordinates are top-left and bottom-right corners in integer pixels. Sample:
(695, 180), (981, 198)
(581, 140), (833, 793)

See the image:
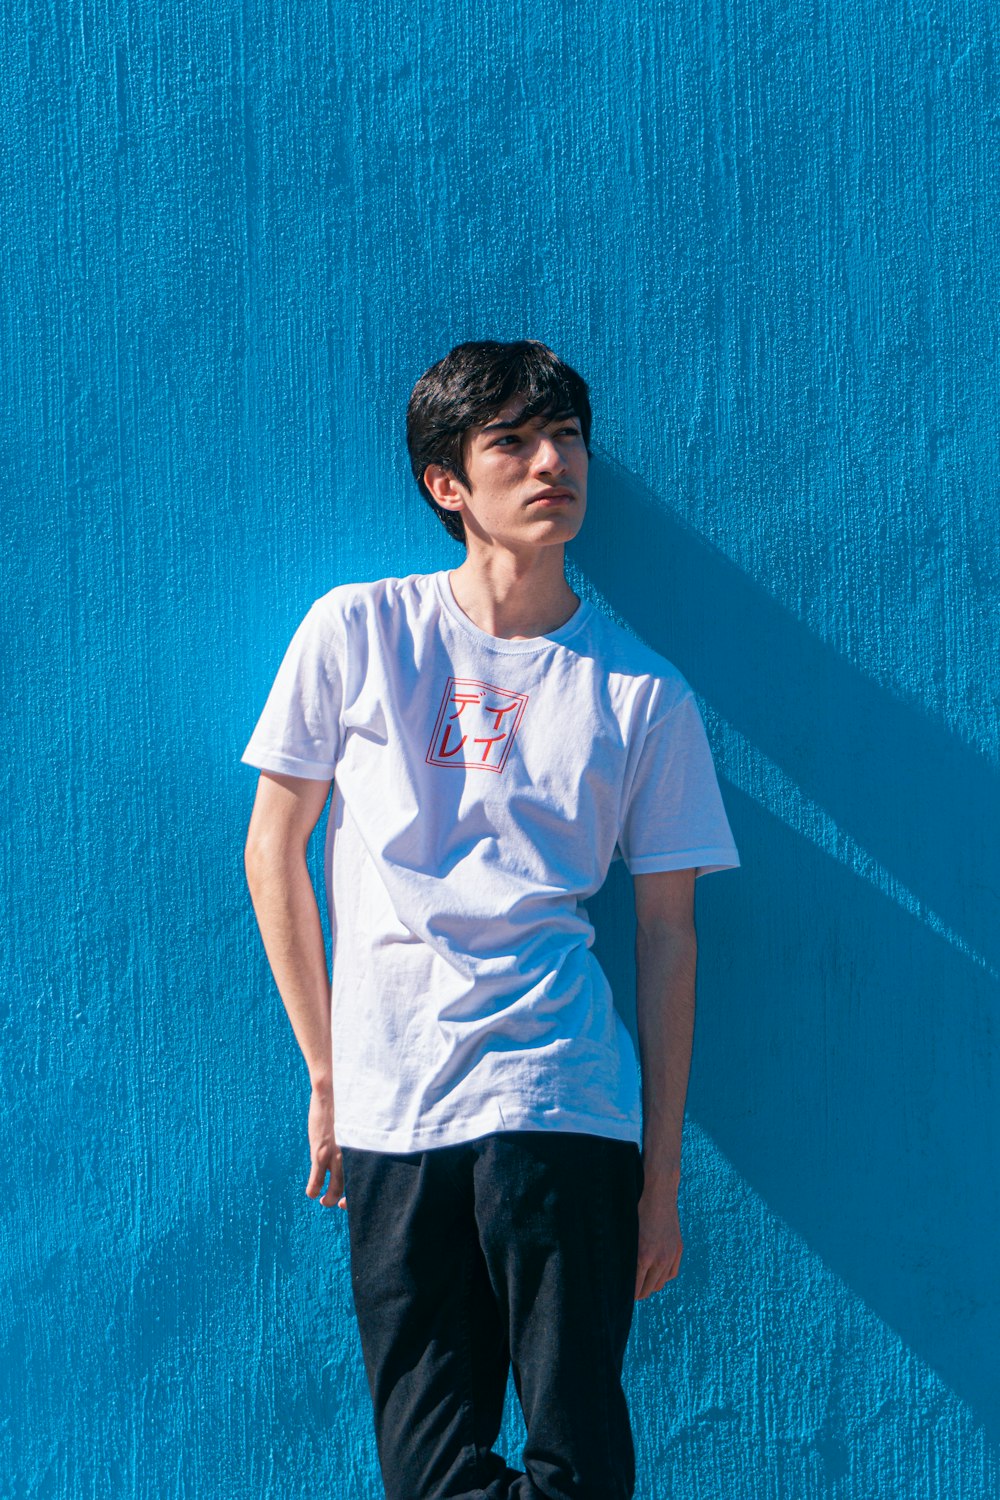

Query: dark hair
(406, 339), (592, 545)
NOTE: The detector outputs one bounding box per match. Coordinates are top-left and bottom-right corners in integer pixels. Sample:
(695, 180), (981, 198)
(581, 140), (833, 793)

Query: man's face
(434, 399), (589, 551)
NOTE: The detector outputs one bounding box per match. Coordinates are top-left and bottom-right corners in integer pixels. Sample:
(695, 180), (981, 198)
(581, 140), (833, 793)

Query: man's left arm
(632, 867), (698, 1301)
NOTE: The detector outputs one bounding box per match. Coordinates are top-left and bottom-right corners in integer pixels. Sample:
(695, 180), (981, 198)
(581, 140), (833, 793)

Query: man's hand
(634, 1166), (683, 1299)
(305, 1083), (346, 1209)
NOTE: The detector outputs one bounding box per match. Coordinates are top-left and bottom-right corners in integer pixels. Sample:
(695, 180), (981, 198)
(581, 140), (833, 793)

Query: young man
(241, 339), (739, 1500)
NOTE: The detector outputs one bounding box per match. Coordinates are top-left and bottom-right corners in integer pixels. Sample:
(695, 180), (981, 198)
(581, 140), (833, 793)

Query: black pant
(341, 1130), (644, 1500)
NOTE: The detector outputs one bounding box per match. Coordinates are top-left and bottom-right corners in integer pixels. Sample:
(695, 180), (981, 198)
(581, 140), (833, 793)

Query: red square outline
(425, 676), (530, 774)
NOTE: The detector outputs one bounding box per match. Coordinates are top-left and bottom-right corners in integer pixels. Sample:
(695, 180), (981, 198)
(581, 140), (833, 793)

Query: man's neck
(446, 552), (580, 641)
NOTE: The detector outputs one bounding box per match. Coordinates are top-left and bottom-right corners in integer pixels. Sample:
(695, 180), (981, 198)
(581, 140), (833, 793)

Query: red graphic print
(426, 677), (529, 773)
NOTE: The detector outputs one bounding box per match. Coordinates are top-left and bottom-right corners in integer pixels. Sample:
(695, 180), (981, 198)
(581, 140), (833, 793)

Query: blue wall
(3, 0), (998, 1495)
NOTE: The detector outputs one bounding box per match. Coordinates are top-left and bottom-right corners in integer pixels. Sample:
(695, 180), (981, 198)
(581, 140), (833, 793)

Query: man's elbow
(244, 833), (267, 892)
(244, 833), (262, 887)
(635, 915), (697, 958)
(243, 826), (302, 889)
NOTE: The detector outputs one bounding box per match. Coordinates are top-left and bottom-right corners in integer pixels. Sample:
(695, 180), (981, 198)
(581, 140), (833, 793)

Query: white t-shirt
(241, 570), (739, 1152)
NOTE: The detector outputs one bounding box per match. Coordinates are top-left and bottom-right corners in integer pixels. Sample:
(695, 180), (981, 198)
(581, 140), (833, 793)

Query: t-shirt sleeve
(616, 687), (740, 877)
(240, 601), (344, 781)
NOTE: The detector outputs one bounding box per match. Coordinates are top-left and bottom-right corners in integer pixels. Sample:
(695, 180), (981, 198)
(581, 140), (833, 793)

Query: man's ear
(423, 464), (467, 511)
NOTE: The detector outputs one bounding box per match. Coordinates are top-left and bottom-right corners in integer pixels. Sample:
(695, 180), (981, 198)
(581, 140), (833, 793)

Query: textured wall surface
(2, 0), (998, 1496)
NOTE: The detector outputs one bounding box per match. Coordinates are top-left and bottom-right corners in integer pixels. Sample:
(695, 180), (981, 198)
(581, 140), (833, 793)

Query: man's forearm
(244, 844), (333, 1088)
(634, 921), (698, 1182)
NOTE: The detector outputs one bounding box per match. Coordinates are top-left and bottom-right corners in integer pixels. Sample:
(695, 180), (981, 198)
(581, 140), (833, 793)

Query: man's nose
(533, 435), (566, 473)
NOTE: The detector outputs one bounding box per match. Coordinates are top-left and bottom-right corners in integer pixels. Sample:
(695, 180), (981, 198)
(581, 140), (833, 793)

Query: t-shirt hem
(240, 747), (337, 781)
(625, 846), (741, 876)
(334, 1110), (643, 1154)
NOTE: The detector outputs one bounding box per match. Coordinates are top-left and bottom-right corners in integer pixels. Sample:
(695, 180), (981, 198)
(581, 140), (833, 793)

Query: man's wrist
(640, 1149), (681, 1188)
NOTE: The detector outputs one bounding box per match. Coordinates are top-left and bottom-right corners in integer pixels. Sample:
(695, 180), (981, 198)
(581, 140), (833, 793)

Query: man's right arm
(243, 769), (345, 1208)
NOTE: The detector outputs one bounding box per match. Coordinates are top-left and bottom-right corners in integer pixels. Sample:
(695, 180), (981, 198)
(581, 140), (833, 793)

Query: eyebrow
(479, 409), (579, 435)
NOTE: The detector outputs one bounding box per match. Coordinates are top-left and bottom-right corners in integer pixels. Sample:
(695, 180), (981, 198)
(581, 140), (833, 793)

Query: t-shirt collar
(434, 570), (592, 654)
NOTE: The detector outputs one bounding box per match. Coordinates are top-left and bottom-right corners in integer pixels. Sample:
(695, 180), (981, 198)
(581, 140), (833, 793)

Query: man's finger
(305, 1160), (326, 1198)
(319, 1166), (344, 1207)
(636, 1249), (682, 1299)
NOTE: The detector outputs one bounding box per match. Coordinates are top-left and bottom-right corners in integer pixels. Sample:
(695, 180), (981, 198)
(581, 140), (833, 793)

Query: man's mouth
(529, 490), (574, 505)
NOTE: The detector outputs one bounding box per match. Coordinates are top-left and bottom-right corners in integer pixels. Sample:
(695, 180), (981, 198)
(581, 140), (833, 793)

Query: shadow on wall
(579, 455), (999, 1437)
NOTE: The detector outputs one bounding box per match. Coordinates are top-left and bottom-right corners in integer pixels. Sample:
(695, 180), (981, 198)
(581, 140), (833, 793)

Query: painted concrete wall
(3, 0), (998, 1496)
